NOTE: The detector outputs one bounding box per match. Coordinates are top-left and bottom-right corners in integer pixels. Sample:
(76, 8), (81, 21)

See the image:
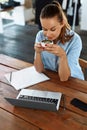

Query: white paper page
(5, 66), (50, 90)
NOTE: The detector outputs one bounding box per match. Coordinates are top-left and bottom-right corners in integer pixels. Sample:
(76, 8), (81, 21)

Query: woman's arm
(45, 44), (71, 81)
(58, 53), (71, 81)
(34, 52), (45, 73)
(34, 44), (45, 73)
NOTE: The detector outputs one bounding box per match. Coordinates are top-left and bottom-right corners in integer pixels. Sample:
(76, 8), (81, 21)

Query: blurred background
(0, 0), (87, 64)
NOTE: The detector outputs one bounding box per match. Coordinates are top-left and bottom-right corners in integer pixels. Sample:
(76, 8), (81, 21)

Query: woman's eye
(43, 29), (47, 31)
(51, 29), (56, 31)
(42, 28), (56, 32)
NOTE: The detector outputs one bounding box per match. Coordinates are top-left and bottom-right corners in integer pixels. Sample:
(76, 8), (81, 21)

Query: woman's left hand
(44, 44), (66, 57)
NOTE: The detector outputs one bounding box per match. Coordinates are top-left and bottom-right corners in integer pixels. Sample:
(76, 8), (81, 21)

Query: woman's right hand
(34, 43), (44, 53)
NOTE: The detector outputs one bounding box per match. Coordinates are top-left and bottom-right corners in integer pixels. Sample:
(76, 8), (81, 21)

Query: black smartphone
(70, 98), (87, 112)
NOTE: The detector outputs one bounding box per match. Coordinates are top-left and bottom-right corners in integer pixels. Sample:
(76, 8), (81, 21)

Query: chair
(79, 58), (87, 80)
(62, 58), (87, 110)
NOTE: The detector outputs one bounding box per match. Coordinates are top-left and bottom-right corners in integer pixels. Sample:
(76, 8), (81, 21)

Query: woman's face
(40, 16), (64, 41)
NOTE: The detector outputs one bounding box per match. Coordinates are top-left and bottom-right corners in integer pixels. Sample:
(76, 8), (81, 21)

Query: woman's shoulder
(36, 30), (46, 42)
(69, 30), (81, 41)
(62, 30), (82, 50)
(65, 30), (82, 47)
(68, 30), (82, 49)
(36, 30), (45, 38)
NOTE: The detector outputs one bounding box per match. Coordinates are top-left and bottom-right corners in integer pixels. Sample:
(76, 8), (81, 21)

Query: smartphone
(70, 98), (87, 112)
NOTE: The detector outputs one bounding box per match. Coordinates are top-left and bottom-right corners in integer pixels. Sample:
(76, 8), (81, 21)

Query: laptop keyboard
(18, 95), (58, 105)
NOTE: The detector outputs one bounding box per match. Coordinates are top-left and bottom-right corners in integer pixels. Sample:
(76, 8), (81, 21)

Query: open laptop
(5, 89), (62, 111)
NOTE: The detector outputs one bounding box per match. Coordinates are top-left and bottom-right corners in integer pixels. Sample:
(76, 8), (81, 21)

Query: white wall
(80, 0), (87, 30)
(14, 0), (35, 23)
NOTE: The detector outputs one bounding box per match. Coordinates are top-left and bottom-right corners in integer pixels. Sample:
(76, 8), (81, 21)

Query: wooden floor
(0, 23), (87, 64)
(0, 24), (39, 63)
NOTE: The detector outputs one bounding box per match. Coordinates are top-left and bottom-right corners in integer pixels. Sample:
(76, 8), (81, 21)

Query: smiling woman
(34, 0), (84, 81)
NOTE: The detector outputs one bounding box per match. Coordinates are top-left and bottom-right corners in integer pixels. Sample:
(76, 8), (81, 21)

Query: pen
(10, 72), (12, 82)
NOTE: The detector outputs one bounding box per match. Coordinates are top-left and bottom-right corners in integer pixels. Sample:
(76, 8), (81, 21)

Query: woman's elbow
(59, 75), (70, 81)
(36, 68), (43, 73)
(60, 77), (69, 81)
(34, 65), (43, 73)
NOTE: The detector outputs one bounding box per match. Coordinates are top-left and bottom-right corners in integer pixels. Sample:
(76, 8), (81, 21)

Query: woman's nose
(46, 31), (51, 37)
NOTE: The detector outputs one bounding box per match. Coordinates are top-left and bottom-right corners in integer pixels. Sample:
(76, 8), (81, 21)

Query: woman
(34, 0), (84, 81)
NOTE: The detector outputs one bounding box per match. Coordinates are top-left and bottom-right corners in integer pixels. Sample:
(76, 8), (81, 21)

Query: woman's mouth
(47, 37), (53, 40)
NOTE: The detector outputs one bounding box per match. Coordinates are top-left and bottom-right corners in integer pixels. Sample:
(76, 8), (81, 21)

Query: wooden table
(0, 54), (87, 130)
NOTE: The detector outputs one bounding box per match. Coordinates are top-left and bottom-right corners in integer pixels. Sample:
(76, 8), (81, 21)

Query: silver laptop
(5, 89), (62, 111)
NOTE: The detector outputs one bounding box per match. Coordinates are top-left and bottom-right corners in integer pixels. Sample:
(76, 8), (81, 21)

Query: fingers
(45, 43), (53, 48)
(35, 43), (41, 47)
(34, 43), (45, 53)
(44, 44), (55, 51)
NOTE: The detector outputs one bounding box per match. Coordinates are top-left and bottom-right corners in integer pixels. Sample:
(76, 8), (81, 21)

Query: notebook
(5, 66), (50, 90)
(5, 89), (62, 111)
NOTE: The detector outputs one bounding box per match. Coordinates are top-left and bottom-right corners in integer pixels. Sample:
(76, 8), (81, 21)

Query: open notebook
(5, 66), (50, 90)
(5, 89), (62, 111)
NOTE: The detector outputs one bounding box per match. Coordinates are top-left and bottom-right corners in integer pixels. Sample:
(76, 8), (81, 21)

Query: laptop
(5, 89), (62, 111)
